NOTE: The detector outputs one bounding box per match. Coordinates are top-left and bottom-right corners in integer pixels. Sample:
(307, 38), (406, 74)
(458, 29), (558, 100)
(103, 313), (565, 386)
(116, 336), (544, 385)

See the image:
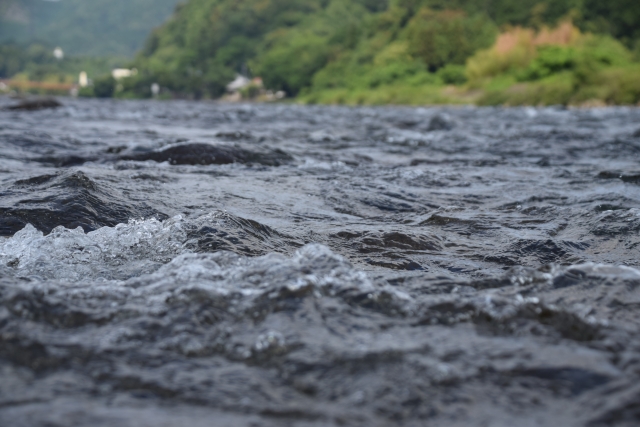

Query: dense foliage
(0, 0), (181, 56)
(119, 0), (640, 104)
(2, 0), (639, 105)
(0, 41), (122, 84)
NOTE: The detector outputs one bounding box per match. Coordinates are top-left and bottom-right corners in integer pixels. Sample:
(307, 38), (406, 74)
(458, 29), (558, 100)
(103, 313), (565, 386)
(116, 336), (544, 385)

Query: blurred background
(0, 0), (639, 105)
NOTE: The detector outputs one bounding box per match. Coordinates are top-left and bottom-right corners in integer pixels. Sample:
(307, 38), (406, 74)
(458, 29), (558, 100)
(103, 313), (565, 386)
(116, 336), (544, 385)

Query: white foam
(0, 220), (390, 308)
(0, 216), (189, 281)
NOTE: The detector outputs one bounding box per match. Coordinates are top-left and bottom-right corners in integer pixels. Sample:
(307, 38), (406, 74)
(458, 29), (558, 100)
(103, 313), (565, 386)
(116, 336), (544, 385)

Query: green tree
(582, 0), (640, 46)
(93, 75), (117, 98)
(123, 0), (640, 101)
(406, 9), (497, 71)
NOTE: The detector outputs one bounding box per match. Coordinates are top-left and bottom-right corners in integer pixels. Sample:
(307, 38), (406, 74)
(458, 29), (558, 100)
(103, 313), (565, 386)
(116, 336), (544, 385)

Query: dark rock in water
(427, 113), (455, 131)
(6, 98), (62, 111)
(633, 128), (640, 138)
(215, 130), (252, 140)
(329, 229), (440, 270)
(35, 154), (95, 167)
(537, 156), (551, 167)
(597, 170), (640, 183)
(395, 119), (420, 129)
(121, 143), (292, 166)
(0, 171), (167, 235)
(185, 211), (302, 256)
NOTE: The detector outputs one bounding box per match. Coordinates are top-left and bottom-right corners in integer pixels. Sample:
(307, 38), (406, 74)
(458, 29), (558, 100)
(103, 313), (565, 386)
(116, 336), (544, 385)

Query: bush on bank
(468, 24), (640, 106)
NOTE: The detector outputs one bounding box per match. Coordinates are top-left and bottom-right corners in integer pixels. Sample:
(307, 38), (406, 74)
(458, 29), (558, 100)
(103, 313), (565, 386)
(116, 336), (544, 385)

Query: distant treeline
(3, 0), (638, 105)
(0, 41), (126, 95)
(114, 0), (639, 105)
(0, 0), (181, 56)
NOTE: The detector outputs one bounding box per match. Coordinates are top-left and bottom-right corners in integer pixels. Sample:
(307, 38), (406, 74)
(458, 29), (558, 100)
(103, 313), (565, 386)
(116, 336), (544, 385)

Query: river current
(0, 97), (639, 426)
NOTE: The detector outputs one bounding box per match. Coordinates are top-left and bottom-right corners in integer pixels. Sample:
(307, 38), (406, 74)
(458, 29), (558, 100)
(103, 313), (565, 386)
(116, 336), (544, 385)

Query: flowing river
(1, 97), (639, 426)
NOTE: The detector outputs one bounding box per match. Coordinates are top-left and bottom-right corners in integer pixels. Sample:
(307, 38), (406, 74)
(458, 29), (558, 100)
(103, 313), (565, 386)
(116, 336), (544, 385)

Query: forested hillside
(119, 0), (640, 105)
(0, 0), (181, 56)
(2, 0), (639, 105)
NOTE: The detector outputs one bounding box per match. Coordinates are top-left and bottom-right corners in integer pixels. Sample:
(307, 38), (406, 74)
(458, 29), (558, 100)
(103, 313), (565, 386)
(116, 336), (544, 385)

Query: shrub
(466, 28), (537, 81)
(517, 46), (577, 81)
(240, 83), (262, 99)
(467, 22), (581, 81)
(366, 61), (423, 88)
(93, 75), (116, 98)
(256, 35), (331, 95)
(406, 9), (497, 71)
(593, 66), (640, 105)
(437, 64), (467, 84)
(78, 86), (95, 97)
(478, 76), (575, 106)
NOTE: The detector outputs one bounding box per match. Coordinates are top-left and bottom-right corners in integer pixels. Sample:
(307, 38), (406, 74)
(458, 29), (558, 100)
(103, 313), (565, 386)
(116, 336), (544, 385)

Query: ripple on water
(1, 100), (640, 426)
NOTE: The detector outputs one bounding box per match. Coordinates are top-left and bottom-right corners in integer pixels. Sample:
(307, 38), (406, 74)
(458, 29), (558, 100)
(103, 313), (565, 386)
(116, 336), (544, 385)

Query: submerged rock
(121, 143), (293, 166)
(0, 170), (167, 235)
(6, 98), (62, 111)
(427, 113), (455, 131)
(598, 170), (640, 183)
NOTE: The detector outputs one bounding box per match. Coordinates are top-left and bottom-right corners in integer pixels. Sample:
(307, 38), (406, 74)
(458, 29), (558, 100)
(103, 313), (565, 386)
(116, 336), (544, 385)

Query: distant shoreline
(2, 92), (638, 109)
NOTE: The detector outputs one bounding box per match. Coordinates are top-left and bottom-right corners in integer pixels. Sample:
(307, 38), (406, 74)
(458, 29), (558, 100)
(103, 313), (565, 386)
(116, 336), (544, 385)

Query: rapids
(0, 97), (639, 426)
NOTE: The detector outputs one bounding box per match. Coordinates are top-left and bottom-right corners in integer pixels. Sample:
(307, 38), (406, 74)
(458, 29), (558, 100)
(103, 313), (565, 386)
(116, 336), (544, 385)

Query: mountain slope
(129, 0), (640, 99)
(0, 0), (182, 56)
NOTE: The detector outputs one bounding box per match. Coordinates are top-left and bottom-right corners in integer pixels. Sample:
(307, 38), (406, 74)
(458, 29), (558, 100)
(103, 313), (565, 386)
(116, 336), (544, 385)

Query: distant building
(225, 75), (266, 101)
(112, 68), (138, 80)
(53, 47), (64, 60)
(226, 75), (251, 93)
(79, 72), (88, 88)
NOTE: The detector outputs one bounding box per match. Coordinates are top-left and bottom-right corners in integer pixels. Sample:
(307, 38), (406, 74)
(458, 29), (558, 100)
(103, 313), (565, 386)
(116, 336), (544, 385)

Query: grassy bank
(299, 23), (640, 107)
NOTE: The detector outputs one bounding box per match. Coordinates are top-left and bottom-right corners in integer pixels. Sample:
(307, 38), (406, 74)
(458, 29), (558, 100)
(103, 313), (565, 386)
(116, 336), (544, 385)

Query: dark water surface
(1, 98), (639, 426)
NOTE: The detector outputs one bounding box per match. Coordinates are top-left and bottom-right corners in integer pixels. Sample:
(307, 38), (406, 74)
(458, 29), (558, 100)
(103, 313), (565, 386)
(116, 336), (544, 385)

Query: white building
(79, 72), (88, 88)
(226, 75), (251, 93)
(53, 47), (64, 60)
(112, 68), (138, 80)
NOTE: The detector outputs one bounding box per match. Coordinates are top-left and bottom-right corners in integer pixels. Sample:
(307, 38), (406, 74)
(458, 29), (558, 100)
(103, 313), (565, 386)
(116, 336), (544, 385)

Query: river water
(0, 97), (639, 426)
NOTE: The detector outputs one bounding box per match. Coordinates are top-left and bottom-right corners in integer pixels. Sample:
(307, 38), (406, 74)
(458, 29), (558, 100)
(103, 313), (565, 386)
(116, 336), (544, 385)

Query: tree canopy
(124, 0), (639, 99)
(0, 0), (182, 56)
